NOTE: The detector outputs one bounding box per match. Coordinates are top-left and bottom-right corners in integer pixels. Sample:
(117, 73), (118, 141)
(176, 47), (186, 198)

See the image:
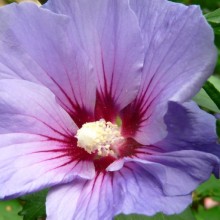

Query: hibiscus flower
(0, 0), (219, 219)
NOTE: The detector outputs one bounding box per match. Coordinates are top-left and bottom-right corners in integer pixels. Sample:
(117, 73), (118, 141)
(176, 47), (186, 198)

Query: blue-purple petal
(0, 79), (95, 199)
(0, 2), (96, 127)
(44, 0), (144, 121)
(158, 101), (220, 159)
(121, 0), (217, 145)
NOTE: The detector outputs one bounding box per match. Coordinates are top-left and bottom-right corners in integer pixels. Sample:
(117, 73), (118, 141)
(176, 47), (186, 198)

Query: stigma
(75, 119), (123, 157)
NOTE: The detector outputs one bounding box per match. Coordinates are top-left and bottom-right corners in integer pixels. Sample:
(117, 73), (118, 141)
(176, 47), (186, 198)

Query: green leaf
(211, 26), (220, 35)
(115, 207), (195, 220)
(203, 80), (220, 110)
(0, 200), (22, 220)
(193, 75), (220, 112)
(194, 206), (220, 220)
(195, 175), (220, 201)
(193, 89), (220, 113)
(205, 9), (220, 35)
(3, 0), (15, 4)
(18, 189), (48, 220)
(191, 176), (220, 220)
(209, 75), (220, 91)
(205, 8), (220, 24)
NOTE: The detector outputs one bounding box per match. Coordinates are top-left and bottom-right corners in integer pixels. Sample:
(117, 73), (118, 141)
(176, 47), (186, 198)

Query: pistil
(75, 119), (124, 157)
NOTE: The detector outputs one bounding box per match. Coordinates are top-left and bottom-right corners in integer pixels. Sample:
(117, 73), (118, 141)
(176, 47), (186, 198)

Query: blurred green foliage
(0, 200), (22, 220)
(192, 176), (220, 220)
(18, 190), (48, 220)
(203, 81), (220, 110)
(116, 208), (196, 220)
(193, 76), (220, 113)
(171, 0), (220, 11)
(3, 0), (15, 4)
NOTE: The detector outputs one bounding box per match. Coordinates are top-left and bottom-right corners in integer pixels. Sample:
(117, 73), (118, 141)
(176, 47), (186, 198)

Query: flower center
(75, 119), (123, 157)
